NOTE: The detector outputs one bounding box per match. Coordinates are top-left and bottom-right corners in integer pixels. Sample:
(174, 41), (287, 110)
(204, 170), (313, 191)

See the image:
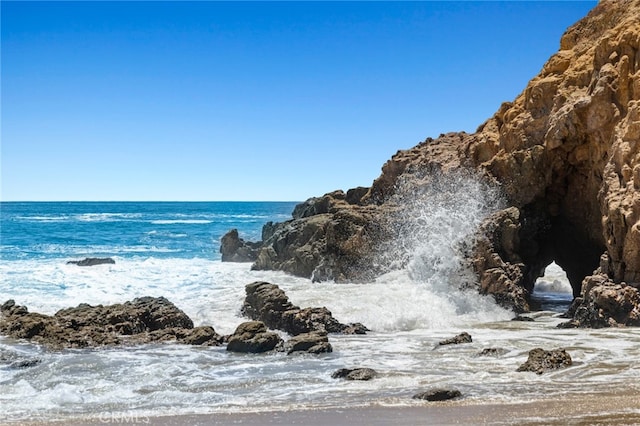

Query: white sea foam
(14, 213), (144, 222)
(2, 261), (640, 420)
(74, 213), (143, 222)
(363, 170), (512, 326)
(15, 215), (71, 222)
(30, 243), (183, 255)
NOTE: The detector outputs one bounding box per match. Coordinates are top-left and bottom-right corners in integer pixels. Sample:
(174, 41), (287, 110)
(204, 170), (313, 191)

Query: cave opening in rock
(518, 203), (605, 311)
(530, 262), (574, 312)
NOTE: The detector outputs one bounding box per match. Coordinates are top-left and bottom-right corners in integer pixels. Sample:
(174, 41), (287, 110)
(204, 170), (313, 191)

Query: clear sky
(2, 1), (597, 202)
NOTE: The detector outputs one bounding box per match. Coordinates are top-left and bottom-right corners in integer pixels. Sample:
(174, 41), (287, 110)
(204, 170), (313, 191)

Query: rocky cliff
(223, 0), (640, 323)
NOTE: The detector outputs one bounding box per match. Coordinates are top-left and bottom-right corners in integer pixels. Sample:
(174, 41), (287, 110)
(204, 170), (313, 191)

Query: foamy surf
(2, 201), (640, 423)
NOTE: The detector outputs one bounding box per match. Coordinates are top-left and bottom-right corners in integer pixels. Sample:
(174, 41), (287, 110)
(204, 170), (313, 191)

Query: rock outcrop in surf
(221, 0), (640, 324)
(242, 281), (368, 335)
(0, 294), (348, 355)
(0, 298), (224, 349)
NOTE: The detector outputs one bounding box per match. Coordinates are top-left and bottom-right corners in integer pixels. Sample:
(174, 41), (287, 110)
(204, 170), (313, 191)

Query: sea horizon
(0, 200), (303, 204)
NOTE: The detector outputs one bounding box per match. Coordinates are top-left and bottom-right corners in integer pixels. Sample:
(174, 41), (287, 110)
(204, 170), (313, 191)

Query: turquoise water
(0, 202), (297, 261)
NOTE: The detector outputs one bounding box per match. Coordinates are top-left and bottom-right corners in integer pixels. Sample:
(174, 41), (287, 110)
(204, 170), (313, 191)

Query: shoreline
(11, 392), (640, 426)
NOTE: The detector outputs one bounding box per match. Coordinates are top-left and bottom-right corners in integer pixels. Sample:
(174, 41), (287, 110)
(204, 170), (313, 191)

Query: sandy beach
(10, 391), (640, 426)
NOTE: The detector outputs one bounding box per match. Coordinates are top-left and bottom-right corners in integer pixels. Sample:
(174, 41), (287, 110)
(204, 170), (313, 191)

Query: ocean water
(1, 200), (640, 423)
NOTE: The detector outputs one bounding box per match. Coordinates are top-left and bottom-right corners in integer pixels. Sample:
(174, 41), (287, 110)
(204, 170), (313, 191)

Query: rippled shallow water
(2, 262), (640, 422)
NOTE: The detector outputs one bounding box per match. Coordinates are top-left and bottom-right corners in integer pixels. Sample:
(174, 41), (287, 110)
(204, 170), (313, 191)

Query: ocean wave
(150, 220), (213, 225)
(14, 213), (145, 223)
(74, 213), (143, 222)
(145, 230), (188, 238)
(14, 213), (289, 224)
(118, 246), (182, 253)
(26, 244), (182, 255)
(14, 216), (71, 222)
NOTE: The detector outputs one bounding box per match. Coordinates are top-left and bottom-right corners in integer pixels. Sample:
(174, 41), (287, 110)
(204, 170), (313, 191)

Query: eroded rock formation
(220, 229), (261, 262)
(559, 254), (640, 327)
(0, 298), (224, 349)
(251, 191), (382, 282)
(221, 1), (640, 322)
(242, 281), (368, 335)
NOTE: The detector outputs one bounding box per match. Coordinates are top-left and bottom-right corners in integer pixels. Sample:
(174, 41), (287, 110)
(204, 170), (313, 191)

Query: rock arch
(225, 1), (640, 322)
(464, 0), (640, 312)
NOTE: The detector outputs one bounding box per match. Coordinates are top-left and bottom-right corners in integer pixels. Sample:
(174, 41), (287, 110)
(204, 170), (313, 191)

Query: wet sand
(11, 392), (640, 426)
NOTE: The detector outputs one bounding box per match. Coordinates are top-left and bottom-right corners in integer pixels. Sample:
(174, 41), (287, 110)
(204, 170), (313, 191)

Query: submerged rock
(438, 332), (472, 346)
(512, 315), (535, 322)
(226, 321), (283, 353)
(66, 257), (115, 266)
(0, 348), (42, 369)
(516, 348), (572, 374)
(331, 368), (377, 381)
(241, 281), (368, 335)
(412, 388), (462, 402)
(0, 298), (223, 349)
(476, 348), (508, 357)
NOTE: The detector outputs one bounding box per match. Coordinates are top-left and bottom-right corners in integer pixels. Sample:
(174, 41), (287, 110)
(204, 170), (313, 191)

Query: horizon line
(0, 200), (303, 203)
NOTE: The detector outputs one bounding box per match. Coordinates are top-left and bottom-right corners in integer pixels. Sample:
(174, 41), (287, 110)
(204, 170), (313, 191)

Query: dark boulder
(438, 332), (472, 346)
(66, 257), (115, 266)
(476, 348), (508, 357)
(226, 321), (283, 353)
(282, 307), (349, 336)
(512, 315), (535, 322)
(284, 331), (332, 355)
(412, 388), (462, 401)
(241, 281), (368, 335)
(220, 229), (262, 262)
(179, 326), (224, 346)
(516, 348), (572, 374)
(331, 368), (377, 381)
(0, 348), (41, 369)
(339, 323), (369, 335)
(0, 297), (223, 349)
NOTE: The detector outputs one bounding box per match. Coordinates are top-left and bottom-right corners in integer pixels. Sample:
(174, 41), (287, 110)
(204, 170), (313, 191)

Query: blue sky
(2, 1), (597, 201)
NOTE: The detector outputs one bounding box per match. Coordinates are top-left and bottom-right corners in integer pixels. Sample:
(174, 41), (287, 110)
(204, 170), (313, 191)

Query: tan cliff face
(226, 0), (640, 321)
(367, 0), (640, 295)
(473, 0), (640, 284)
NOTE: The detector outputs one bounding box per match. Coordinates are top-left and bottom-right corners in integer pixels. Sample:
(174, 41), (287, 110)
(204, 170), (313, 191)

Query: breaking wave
(372, 169), (511, 325)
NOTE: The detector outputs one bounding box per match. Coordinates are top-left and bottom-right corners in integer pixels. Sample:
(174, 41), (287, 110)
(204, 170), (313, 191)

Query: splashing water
(371, 169), (510, 326)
